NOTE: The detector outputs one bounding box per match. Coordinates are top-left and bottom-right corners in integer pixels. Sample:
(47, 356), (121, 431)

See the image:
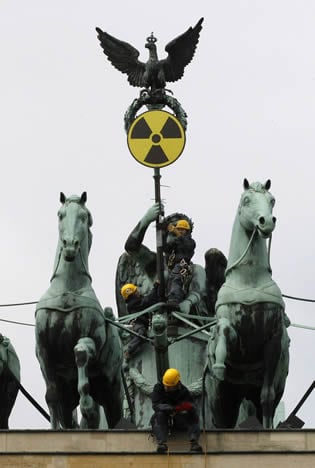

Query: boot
(190, 440), (202, 452)
(156, 442), (168, 453)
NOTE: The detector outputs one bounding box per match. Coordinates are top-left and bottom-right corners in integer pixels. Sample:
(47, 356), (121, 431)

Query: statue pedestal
(0, 429), (314, 467)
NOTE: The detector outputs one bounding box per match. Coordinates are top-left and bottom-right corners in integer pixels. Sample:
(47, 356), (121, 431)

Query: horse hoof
(75, 349), (87, 367)
(213, 364), (226, 381)
(80, 395), (93, 412)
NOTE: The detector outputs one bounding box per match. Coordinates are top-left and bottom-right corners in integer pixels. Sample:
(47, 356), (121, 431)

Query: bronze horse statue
(35, 193), (123, 429)
(0, 334), (20, 428)
(207, 179), (290, 428)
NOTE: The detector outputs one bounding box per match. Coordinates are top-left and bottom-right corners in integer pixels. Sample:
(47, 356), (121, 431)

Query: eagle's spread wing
(96, 27), (146, 87)
(162, 18), (204, 83)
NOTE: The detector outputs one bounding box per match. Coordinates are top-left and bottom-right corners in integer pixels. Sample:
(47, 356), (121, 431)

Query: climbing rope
(1, 292), (315, 309)
(0, 318), (34, 327)
(0, 301), (38, 307)
(282, 294), (315, 303)
(0, 296), (314, 331)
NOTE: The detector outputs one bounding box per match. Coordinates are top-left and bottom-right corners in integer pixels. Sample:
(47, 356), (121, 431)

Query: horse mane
(247, 181), (267, 193)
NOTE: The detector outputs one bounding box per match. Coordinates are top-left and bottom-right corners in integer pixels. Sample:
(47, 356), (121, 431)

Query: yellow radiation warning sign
(127, 110), (186, 168)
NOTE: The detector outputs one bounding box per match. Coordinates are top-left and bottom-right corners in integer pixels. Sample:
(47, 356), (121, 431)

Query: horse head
(58, 192), (93, 262)
(239, 179), (276, 239)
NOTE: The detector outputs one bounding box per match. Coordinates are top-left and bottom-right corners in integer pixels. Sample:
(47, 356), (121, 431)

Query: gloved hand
(179, 300), (191, 314)
(175, 401), (193, 412)
(157, 403), (174, 413)
(167, 223), (175, 232)
(142, 203), (162, 225)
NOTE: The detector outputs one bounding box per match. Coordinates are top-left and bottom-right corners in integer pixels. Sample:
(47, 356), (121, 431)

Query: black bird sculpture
(96, 18), (203, 94)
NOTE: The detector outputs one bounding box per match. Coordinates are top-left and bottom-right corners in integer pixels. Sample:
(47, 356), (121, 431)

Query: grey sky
(0, 1), (314, 428)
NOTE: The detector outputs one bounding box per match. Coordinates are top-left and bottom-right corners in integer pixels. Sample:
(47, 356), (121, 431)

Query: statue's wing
(115, 252), (155, 317)
(204, 248), (227, 316)
(96, 28), (146, 87)
(161, 17), (203, 82)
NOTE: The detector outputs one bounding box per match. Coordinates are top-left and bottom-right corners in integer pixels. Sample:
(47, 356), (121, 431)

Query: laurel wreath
(124, 90), (187, 133)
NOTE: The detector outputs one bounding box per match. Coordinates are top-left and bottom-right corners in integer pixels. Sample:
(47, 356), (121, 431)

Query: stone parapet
(0, 430), (314, 467)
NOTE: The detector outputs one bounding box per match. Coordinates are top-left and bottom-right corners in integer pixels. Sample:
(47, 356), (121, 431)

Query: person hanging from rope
(151, 368), (203, 453)
(121, 281), (160, 360)
(165, 220), (196, 307)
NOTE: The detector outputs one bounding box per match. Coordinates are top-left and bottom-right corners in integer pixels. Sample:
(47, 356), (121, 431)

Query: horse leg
(74, 337), (99, 429)
(0, 374), (19, 429)
(213, 317), (236, 381)
(101, 377), (123, 428)
(260, 333), (282, 428)
(211, 380), (242, 428)
(35, 342), (61, 429)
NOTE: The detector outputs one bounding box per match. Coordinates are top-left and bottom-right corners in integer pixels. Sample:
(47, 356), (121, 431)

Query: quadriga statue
(206, 179), (290, 429)
(35, 193), (123, 429)
(0, 333), (20, 428)
(115, 204), (225, 428)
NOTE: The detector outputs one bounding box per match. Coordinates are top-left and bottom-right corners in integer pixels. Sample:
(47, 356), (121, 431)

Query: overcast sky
(0, 1), (314, 429)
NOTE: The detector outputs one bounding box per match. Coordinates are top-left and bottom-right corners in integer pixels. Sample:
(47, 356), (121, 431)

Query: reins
(50, 247), (62, 282)
(50, 246), (92, 282)
(267, 233), (272, 273)
(79, 247), (93, 282)
(224, 227), (273, 277)
(224, 227), (257, 277)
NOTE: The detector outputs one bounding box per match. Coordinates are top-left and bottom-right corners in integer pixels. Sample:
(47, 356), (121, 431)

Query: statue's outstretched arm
(124, 203), (161, 277)
(124, 203), (160, 253)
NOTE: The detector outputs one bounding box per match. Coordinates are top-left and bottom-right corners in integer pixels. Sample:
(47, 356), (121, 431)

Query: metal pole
(287, 381), (315, 419)
(153, 168), (166, 302)
(120, 368), (135, 423)
(5, 365), (51, 422)
(153, 168), (169, 380)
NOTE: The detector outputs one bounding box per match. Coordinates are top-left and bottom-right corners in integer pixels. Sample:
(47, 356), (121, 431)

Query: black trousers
(151, 409), (201, 443)
(127, 322), (147, 355)
(166, 263), (186, 303)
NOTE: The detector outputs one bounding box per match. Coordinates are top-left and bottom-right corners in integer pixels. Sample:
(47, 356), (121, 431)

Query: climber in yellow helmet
(120, 281), (160, 360)
(151, 368), (202, 454)
(165, 218), (196, 306)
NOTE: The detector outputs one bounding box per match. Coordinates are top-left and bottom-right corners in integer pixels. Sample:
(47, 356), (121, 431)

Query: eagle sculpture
(96, 18), (203, 93)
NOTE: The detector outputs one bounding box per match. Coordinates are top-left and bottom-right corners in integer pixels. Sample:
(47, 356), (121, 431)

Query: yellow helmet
(175, 219), (190, 230)
(121, 283), (137, 300)
(162, 368), (180, 387)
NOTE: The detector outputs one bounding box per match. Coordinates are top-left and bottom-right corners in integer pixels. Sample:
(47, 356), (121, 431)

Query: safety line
(0, 292), (314, 308)
(282, 294), (315, 303)
(0, 301), (38, 307)
(0, 318), (35, 327)
(0, 316), (314, 331)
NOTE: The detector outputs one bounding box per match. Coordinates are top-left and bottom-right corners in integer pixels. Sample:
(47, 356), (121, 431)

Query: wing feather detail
(162, 17), (203, 82)
(96, 27), (146, 87)
(115, 252), (155, 317)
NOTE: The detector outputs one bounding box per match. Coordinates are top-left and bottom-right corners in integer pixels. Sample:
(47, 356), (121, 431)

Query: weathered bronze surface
(206, 180), (290, 429)
(35, 193), (123, 429)
(96, 19), (203, 93)
(96, 19), (203, 130)
(0, 334), (20, 428)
